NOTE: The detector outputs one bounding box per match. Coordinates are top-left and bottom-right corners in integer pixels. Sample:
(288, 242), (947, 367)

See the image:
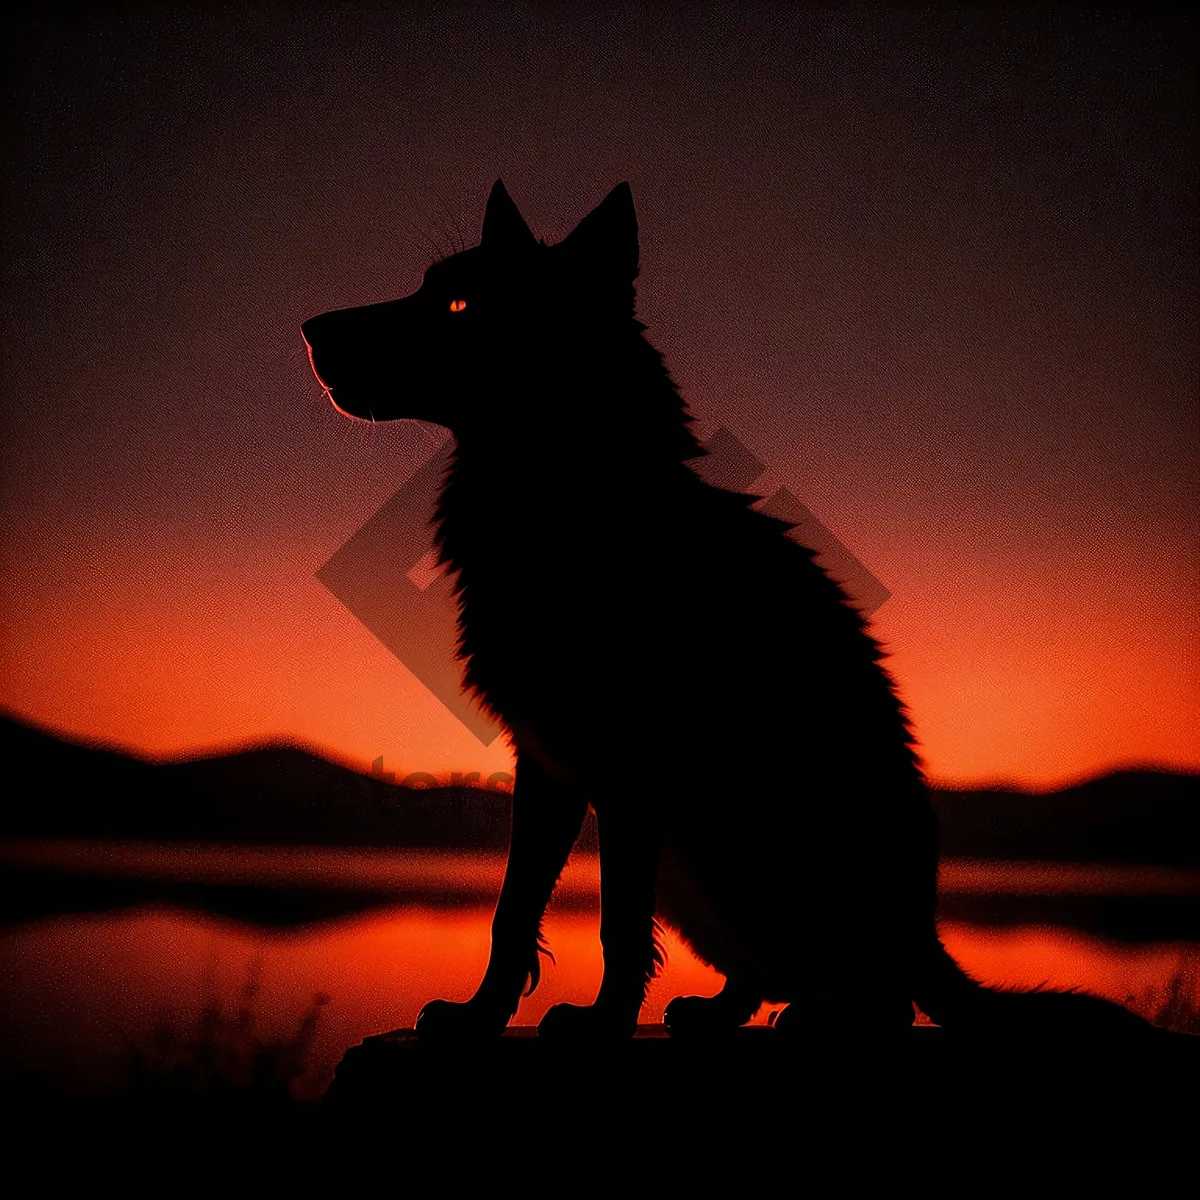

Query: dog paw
(664, 993), (741, 1037)
(415, 997), (512, 1039)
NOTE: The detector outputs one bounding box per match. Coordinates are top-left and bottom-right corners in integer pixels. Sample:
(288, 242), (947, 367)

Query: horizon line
(4, 705), (1197, 798)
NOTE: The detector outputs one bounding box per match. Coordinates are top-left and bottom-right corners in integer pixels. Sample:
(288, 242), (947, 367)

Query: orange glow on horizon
(1, 507), (1196, 790)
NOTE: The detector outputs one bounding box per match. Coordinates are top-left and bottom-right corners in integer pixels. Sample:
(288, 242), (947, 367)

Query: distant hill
(0, 714), (524, 851)
(934, 771), (1199, 867)
(1, 715), (1196, 865)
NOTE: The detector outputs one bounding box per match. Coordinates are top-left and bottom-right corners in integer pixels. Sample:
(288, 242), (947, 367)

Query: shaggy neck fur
(433, 319), (712, 572)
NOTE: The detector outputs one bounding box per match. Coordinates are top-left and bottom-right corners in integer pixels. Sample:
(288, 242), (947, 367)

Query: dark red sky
(2, 5), (1196, 786)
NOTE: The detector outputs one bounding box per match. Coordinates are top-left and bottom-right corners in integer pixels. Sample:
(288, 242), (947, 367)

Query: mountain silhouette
(2, 713), (1195, 864)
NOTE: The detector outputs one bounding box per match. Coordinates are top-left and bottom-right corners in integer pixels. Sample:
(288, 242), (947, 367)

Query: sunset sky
(2, 5), (1196, 790)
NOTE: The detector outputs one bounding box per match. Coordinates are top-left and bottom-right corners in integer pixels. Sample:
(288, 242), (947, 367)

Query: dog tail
(913, 934), (1157, 1035)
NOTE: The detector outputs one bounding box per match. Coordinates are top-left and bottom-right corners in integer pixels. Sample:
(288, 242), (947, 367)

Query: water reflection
(1, 901), (1195, 1101)
(0, 844), (1196, 1100)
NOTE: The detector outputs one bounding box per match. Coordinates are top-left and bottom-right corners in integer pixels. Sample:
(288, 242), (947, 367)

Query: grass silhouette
(1137, 949), (1200, 1036)
(124, 959), (330, 1104)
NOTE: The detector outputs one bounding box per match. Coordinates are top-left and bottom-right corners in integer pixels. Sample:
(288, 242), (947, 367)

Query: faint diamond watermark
(318, 427), (889, 744)
(370, 755), (513, 790)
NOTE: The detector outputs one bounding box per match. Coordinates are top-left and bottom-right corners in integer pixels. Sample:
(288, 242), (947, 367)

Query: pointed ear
(560, 183), (638, 281)
(481, 180), (537, 252)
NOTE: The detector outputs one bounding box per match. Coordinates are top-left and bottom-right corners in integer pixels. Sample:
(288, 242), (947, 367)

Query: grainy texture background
(2, 4), (1195, 786)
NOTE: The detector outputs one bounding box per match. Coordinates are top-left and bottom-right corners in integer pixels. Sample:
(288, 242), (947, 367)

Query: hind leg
(665, 978), (762, 1037)
(773, 987), (915, 1035)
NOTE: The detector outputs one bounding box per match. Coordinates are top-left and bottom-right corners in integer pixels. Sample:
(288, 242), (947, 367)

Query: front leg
(416, 755), (587, 1037)
(540, 798), (663, 1040)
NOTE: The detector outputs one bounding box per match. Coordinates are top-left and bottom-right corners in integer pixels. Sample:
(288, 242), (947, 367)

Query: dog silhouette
(302, 181), (1152, 1040)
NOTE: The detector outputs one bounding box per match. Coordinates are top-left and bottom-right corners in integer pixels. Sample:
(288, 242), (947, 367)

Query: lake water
(1, 844), (1196, 1100)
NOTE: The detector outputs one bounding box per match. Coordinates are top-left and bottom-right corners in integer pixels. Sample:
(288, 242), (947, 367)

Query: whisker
(412, 216), (443, 264)
(445, 190), (470, 255)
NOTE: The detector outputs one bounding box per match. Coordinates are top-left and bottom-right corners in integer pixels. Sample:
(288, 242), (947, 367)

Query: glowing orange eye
(449, 299), (467, 313)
